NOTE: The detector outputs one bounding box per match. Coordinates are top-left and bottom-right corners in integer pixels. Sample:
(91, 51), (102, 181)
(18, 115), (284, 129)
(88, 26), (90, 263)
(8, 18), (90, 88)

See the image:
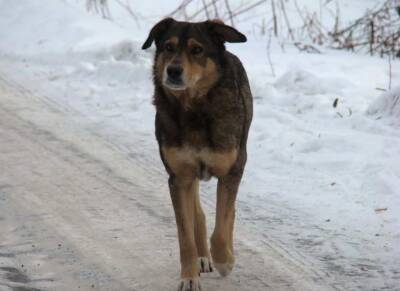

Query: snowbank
(0, 0), (140, 55)
(367, 86), (400, 123)
(274, 68), (351, 95)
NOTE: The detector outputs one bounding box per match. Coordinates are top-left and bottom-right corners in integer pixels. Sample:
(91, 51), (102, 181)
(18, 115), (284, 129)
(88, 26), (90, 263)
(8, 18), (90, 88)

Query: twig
(100, 0), (111, 19)
(271, 0), (278, 37)
(86, 0), (111, 19)
(319, 0), (323, 24)
(370, 19), (375, 56)
(294, 42), (322, 54)
(167, 0), (399, 58)
(293, 0), (306, 23)
(279, 0), (295, 41)
(114, 0), (140, 27)
(169, 0), (195, 17)
(211, 0), (220, 18)
(391, 95), (400, 115)
(388, 54), (392, 90)
(224, 0), (234, 26)
(186, 1), (218, 21)
(266, 31), (276, 77)
(202, 0), (211, 19)
(230, 0), (266, 19)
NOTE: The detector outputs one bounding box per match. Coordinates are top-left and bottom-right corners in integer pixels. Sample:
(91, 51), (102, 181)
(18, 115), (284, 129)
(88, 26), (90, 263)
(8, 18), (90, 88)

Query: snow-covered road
(0, 74), (330, 291)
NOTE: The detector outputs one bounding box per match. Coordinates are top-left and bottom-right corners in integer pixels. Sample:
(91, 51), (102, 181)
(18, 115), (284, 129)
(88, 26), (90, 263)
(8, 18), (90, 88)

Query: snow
(0, 0), (399, 290)
(368, 86), (400, 124)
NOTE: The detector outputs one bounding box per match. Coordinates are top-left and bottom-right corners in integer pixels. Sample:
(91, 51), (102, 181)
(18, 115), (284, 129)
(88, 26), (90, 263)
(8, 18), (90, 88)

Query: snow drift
(368, 86), (400, 123)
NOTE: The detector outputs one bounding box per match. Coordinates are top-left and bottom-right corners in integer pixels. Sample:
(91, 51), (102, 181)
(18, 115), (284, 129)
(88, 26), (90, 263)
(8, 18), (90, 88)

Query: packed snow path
(0, 75), (332, 290)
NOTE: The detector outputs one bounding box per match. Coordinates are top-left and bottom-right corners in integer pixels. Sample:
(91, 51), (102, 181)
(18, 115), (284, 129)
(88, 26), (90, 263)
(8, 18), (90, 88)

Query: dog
(142, 18), (253, 291)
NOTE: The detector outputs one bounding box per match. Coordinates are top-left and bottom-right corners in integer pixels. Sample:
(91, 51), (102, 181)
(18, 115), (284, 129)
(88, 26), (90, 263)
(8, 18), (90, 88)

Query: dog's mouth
(162, 66), (187, 91)
(163, 77), (187, 91)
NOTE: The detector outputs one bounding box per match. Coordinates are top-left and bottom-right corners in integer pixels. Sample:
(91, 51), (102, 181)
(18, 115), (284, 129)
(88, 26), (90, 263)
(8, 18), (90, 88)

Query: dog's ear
(142, 18), (175, 50)
(207, 20), (247, 43)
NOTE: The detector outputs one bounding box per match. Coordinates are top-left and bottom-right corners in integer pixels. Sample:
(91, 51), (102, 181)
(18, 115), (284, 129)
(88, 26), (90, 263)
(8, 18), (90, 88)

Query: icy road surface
(0, 75), (331, 291)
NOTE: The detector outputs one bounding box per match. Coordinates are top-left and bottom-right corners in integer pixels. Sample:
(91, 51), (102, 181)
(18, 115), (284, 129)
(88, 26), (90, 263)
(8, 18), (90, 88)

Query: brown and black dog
(142, 18), (253, 291)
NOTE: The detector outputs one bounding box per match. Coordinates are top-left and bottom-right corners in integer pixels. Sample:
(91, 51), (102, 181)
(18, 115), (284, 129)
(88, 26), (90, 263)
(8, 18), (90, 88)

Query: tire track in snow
(0, 73), (333, 290)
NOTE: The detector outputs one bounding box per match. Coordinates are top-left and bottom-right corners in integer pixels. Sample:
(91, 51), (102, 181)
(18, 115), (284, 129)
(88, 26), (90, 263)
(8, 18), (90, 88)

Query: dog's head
(142, 18), (246, 95)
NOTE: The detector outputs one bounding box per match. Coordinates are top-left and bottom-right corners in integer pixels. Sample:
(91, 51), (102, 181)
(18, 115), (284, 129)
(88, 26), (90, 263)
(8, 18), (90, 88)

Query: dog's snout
(163, 63), (186, 89)
(167, 65), (183, 81)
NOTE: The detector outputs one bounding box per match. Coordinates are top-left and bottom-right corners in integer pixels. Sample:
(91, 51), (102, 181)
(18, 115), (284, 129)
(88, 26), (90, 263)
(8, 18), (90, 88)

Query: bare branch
(224, 0), (234, 26)
(266, 31), (276, 77)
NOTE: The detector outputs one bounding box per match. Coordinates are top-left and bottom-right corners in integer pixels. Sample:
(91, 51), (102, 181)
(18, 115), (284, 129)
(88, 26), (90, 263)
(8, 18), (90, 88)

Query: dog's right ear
(142, 18), (175, 50)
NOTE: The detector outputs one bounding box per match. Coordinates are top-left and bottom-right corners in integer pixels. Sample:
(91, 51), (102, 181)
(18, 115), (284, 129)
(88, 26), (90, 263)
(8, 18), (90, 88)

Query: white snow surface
(368, 86), (400, 124)
(0, 1), (400, 290)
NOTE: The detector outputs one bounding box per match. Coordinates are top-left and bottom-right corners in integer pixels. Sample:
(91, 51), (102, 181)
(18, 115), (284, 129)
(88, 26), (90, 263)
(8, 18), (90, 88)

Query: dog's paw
(198, 257), (213, 273)
(213, 262), (234, 277)
(178, 277), (201, 291)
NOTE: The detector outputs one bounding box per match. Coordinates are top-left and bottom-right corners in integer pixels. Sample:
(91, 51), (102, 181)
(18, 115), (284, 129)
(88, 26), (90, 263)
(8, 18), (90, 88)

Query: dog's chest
(158, 98), (240, 178)
(180, 109), (211, 145)
(162, 146), (237, 179)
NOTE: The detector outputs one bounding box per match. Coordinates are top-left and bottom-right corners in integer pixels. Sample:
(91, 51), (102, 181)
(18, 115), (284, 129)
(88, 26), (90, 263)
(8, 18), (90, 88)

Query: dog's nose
(167, 65), (183, 81)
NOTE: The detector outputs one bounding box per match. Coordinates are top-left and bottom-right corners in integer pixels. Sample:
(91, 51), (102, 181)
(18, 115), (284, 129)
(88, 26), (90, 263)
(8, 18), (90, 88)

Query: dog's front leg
(211, 172), (242, 277)
(193, 180), (213, 274)
(169, 175), (201, 291)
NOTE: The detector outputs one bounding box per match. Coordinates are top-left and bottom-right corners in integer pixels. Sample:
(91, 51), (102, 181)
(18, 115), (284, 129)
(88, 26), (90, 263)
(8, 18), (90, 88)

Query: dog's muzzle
(164, 64), (186, 90)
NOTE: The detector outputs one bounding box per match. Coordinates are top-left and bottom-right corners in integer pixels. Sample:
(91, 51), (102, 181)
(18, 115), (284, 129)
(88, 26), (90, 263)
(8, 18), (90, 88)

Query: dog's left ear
(142, 18), (175, 50)
(207, 20), (247, 43)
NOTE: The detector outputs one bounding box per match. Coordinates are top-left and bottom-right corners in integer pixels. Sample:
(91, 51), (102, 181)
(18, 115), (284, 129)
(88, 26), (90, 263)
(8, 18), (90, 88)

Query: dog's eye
(165, 43), (174, 53)
(191, 46), (203, 55)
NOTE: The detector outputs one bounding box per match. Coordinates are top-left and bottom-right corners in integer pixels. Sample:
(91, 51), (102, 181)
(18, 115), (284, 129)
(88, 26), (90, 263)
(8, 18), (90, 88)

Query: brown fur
(142, 18), (253, 290)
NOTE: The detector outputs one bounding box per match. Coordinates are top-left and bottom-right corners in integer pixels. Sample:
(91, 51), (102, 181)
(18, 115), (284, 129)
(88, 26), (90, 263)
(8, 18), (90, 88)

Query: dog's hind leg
(169, 175), (201, 291)
(193, 180), (213, 273)
(210, 172), (242, 277)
